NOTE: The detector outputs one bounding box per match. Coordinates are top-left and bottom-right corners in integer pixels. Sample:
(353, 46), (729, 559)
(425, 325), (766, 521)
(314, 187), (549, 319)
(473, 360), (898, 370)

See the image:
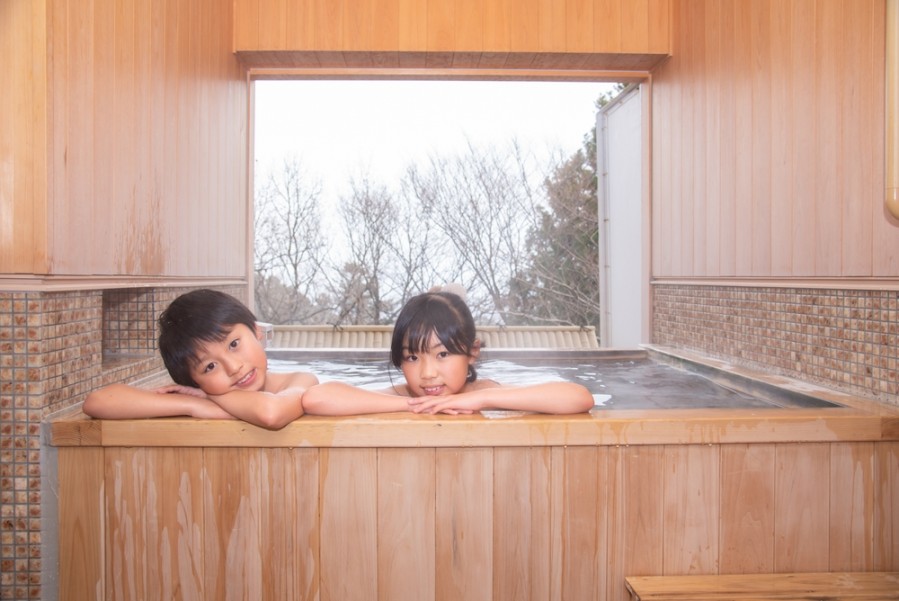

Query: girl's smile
(400, 332), (476, 397)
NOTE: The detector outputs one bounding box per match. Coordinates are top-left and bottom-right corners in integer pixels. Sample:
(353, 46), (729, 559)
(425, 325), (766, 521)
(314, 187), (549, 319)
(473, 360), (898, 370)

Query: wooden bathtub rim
(49, 344), (899, 448)
(49, 406), (899, 448)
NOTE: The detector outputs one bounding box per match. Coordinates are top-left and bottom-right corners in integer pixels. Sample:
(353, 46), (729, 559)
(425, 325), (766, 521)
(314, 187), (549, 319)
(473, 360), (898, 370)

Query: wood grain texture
(626, 571), (899, 600)
(320, 448), (378, 601)
(55, 435), (899, 600)
(4, 0), (248, 277)
(774, 443), (831, 572)
(651, 0), (895, 279)
(719, 444), (775, 574)
(234, 0), (670, 56)
(493, 447), (551, 601)
(377, 448), (436, 601)
(59, 448), (105, 601)
(435, 448), (493, 601)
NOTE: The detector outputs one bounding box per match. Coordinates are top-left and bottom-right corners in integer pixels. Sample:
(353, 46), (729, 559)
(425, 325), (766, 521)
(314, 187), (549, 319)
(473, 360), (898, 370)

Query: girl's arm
(408, 381), (596, 415)
(83, 383), (235, 420)
(206, 371), (318, 430)
(302, 381), (412, 416)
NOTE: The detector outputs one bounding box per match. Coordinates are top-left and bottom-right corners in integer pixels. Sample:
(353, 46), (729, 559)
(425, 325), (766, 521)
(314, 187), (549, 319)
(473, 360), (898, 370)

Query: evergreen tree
(510, 129), (600, 331)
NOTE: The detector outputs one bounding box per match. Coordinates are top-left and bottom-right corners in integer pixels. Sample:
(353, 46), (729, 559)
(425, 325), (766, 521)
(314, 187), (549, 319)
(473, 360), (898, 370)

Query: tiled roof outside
(268, 325), (599, 349)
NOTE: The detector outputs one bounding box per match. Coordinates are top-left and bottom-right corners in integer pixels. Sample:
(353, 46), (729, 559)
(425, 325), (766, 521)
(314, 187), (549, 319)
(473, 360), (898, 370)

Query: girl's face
(189, 323), (269, 396)
(400, 331), (478, 397)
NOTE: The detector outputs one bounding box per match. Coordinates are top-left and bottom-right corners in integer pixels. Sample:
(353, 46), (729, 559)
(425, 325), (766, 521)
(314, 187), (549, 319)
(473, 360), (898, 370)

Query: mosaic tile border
(653, 285), (899, 405)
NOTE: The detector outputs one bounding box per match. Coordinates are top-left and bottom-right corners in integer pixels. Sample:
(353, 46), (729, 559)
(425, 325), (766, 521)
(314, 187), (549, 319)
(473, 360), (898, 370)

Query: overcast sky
(253, 79), (618, 200)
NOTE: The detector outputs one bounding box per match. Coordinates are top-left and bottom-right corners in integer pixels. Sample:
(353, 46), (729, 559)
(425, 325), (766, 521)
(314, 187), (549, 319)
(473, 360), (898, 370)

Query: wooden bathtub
(49, 350), (899, 601)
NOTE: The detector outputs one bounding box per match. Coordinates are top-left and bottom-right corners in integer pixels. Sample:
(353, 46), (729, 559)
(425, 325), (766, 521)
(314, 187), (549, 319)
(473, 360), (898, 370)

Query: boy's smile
(189, 323), (269, 396)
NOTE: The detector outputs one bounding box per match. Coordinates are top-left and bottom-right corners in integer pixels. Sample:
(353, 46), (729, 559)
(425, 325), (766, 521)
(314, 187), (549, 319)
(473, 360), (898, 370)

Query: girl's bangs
(403, 313), (469, 356)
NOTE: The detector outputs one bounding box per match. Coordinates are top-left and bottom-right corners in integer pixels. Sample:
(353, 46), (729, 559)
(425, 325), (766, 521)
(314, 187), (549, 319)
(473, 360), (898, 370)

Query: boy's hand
(154, 384), (207, 398)
(152, 385), (233, 419)
(189, 401), (236, 420)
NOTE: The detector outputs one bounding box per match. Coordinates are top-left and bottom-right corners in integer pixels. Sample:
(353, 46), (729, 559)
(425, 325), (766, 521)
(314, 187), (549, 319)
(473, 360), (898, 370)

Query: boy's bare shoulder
(268, 370), (319, 391)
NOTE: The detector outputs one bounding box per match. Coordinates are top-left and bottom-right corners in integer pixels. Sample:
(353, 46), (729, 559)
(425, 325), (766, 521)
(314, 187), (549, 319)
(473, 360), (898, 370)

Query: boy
(83, 289), (317, 430)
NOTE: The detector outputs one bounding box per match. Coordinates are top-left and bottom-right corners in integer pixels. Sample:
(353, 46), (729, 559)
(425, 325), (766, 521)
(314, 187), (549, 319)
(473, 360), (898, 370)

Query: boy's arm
(302, 381), (412, 416)
(408, 382), (596, 415)
(206, 371), (318, 430)
(83, 383), (234, 420)
(207, 387), (306, 430)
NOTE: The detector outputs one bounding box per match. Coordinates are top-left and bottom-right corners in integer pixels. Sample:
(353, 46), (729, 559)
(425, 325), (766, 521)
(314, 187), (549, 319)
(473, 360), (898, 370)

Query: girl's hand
(154, 384), (208, 398)
(410, 394), (480, 415)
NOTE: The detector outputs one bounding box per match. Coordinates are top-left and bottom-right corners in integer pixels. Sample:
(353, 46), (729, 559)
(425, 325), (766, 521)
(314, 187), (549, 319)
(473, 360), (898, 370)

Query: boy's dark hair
(389, 290), (479, 383)
(157, 289), (258, 387)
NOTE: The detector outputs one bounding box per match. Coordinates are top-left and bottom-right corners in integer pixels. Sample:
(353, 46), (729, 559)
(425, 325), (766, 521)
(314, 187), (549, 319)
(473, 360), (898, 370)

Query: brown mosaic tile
(653, 285), (898, 406)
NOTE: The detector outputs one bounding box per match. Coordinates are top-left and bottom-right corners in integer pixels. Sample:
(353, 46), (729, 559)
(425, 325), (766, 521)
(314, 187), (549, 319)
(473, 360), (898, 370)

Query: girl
(302, 287), (595, 416)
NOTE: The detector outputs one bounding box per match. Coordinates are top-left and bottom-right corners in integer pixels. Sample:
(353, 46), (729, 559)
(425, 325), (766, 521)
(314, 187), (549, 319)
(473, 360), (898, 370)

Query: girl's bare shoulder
(380, 383), (409, 396)
(469, 378), (501, 390)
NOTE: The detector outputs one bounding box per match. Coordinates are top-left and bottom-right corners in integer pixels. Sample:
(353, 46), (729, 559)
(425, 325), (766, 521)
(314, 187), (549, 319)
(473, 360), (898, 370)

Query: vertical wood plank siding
(652, 0), (895, 278)
(234, 0), (670, 56)
(57, 441), (899, 601)
(2, 0), (247, 277)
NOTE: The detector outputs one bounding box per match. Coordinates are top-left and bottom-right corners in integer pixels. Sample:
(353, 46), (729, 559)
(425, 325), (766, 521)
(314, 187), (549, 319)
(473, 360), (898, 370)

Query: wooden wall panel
(662, 445), (719, 575)
(874, 442), (899, 570)
(813, 0), (843, 275)
(716, 0), (736, 276)
(378, 448), (436, 601)
(701, 0), (721, 276)
(790, 0), (818, 276)
(59, 448), (105, 601)
(774, 443), (831, 572)
(719, 444), (776, 574)
(829, 442), (875, 571)
(551, 447), (606, 600)
(204, 448), (264, 600)
(652, 0), (896, 279)
(494, 447), (551, 601)
(0, 0), (48, 274)
(749, 0), (772, 275)
(731, 0), (752, 276)
(435, 448), (493, 601)
(841, 0), (877, 275)
(37, 0), (247, 277)
(687, 1), (706, 276)
(769, 0), (793, 276)
(605, 446), (665, 601)
(57, 439), (899, 600)
(320, 448), (378, 601)
(233, 0), (671, 56)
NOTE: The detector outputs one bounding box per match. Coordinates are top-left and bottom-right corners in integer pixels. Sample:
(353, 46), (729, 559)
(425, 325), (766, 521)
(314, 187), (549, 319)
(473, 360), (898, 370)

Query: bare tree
(404, 141), (543, 323)
(253, 157), (328, 324)
(329, 178), (397, 325)
(255, 129), (603, 332)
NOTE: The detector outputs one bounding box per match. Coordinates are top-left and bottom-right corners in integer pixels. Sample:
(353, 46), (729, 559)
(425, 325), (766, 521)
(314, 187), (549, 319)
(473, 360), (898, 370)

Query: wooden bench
(625, 572), (899, 600)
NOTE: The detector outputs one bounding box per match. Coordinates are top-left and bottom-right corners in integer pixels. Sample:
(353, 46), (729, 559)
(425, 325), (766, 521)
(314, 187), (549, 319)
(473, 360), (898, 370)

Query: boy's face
(189, 323), (268, 396)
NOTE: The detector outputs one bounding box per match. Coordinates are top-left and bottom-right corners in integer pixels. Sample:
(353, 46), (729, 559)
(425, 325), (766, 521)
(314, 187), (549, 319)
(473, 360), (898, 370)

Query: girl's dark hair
(157, 289), (258, 387)
(389, 290), (479, 383)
